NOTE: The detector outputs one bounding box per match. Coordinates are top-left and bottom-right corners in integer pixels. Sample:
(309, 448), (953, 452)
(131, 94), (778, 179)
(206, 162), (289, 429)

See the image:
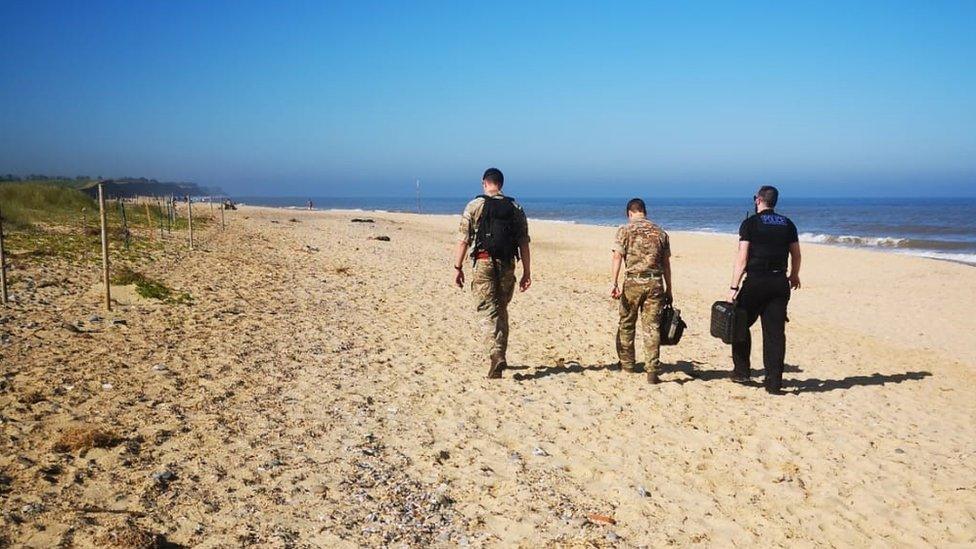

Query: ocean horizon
(237, 196), (976, 266)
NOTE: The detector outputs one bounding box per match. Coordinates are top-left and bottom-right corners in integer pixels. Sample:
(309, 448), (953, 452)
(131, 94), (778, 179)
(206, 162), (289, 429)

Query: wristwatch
(454, 265), (463, 270)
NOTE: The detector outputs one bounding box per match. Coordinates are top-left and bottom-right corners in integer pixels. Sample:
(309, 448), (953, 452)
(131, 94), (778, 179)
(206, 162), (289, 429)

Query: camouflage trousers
(471, 258), (517, 360)
(616, 277), (665, 373)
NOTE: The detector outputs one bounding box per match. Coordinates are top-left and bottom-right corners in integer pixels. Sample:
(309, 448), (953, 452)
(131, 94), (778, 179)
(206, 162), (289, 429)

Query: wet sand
(1, 205), (974, 546)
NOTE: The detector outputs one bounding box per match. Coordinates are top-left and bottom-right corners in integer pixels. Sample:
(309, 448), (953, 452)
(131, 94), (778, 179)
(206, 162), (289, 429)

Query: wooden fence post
(220, 198), (225, 229)
(145, 199), (154, 241)
(0, 203), (8, 305)
(120, 200), (130, 250)
(98, 184), (112, 311)
(157, 199), (164, 240)
(186, 195), (194, 251)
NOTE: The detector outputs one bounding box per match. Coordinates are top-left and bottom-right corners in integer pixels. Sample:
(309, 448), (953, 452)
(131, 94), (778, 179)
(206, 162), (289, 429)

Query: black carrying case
(710, 301), (748, 344)
(659, 303), (687, 346)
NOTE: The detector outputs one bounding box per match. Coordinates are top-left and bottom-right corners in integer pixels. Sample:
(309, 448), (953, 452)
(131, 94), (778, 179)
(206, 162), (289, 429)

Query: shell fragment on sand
(587, 513), (617, 525)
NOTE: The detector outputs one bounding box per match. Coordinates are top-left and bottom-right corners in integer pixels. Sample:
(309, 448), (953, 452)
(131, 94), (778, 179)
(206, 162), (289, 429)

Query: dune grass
(1, 181), (211, 266)
(111, 265), (193, 304)
(1, 180), (210, 231)
(0, 182), (97, 229)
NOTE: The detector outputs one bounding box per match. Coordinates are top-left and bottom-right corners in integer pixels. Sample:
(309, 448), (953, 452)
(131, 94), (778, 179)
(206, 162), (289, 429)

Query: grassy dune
(0, 181), (209, 264)
(0, 182), (97, 229)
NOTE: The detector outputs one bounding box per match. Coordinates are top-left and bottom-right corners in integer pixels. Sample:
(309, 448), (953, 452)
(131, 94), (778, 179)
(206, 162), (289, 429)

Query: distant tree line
(1, 174), (96, 182)
(0, 174), (221, 196)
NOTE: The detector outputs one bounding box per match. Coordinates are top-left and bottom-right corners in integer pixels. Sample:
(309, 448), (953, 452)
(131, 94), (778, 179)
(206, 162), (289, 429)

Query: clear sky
(1, 1), (974, 197)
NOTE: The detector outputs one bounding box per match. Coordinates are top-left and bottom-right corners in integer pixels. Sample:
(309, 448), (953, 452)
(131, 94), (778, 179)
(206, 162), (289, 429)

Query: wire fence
(0, 184), (235, 310)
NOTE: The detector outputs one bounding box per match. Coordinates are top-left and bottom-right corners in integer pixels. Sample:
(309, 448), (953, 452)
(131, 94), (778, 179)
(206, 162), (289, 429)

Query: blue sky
(1, 1), (974, 197)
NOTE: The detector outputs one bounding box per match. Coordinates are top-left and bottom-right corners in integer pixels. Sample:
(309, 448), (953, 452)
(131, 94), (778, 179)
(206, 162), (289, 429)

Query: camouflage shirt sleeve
(612, 225), (628, 255)
(457, 198), (484, 244)
(515, 202), (530, 245)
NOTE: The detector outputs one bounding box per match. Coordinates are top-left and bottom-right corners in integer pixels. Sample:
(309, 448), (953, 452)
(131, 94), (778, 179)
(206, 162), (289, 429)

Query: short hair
(756, 185), (779, 207)
(626, 198), (646, 214)
(482, 168), (504, 188)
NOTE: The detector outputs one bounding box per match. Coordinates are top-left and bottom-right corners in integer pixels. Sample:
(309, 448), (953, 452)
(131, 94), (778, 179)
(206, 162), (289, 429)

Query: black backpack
(473, 195), (521, 261)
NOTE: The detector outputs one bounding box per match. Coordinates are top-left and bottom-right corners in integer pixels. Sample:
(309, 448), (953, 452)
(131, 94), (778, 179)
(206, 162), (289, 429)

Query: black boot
(487, 353), (506, 379)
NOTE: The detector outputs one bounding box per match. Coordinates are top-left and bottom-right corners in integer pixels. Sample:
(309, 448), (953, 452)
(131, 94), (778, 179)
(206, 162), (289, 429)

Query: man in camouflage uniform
(453, 168), (532, 379)
(611, 198), (673, 384)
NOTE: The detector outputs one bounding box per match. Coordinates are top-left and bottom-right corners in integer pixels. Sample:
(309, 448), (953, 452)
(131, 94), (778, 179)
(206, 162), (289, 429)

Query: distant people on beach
(727, 186), (802, 394)
(610, 198), (673, 384)
(307, 199), (313, 210)
(453, 168), (531, 379)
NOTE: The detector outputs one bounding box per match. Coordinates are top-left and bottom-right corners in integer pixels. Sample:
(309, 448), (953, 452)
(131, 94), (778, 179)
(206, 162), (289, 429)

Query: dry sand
(1, 205), (974, 547)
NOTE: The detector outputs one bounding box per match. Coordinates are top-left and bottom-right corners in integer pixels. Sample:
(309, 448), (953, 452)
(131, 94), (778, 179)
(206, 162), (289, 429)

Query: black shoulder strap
(476, 194), (514, 202)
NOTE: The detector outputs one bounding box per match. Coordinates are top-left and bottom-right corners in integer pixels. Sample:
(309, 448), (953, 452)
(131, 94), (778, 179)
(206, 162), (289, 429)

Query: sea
(237, 196), (976, 266)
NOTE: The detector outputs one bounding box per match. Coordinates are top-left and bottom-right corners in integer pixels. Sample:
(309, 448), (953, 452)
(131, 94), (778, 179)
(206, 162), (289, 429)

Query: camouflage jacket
(457, 194), (530, 247)
(612, 218), (670, 276)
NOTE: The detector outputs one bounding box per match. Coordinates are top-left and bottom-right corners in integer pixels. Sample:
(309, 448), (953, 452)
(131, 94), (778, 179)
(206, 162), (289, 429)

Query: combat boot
(647, 370), (660, 384)
(488, 352), (506, 379)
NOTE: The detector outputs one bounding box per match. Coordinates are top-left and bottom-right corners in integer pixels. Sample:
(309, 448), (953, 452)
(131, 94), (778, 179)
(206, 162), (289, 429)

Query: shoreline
(249, 203), (976, 267)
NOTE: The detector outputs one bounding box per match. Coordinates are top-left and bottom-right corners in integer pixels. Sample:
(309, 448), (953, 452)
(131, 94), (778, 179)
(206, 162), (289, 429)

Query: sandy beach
(1, 205), (974, 547)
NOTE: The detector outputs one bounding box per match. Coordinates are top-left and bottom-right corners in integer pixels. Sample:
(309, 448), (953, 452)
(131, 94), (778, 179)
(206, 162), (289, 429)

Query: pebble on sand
(152, 470), (176, 487)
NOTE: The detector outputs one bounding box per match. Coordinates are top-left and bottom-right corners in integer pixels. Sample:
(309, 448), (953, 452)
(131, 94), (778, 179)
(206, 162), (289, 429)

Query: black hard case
(659, 303), (687, 346)
(710, 301), (748, 344)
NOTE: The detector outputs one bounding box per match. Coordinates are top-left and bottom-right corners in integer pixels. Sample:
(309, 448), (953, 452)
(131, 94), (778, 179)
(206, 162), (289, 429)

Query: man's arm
(518, 241), (531, 292)
(788, 242), (801, 290)
(516, 207), (532, 292)
(729, 241), (749, 301)
(610, 251), (623, 299)
(453, 199), (479, 288)
(662, 253), (673, 302)
(454, 241), (469, 288)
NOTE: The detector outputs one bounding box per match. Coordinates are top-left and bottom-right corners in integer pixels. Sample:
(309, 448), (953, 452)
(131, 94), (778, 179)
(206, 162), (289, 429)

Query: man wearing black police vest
(727, 186), (802, 394)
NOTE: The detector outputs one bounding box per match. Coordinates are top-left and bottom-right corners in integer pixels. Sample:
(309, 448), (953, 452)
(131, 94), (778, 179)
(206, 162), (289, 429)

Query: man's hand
(454, 267), (465, 288)
(519, 273), (532, 292)
(611, 283), (621, 300)
(789, 273), (801, 290)
(664, 288), (673, 304)
(728, 288), (739, 302)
